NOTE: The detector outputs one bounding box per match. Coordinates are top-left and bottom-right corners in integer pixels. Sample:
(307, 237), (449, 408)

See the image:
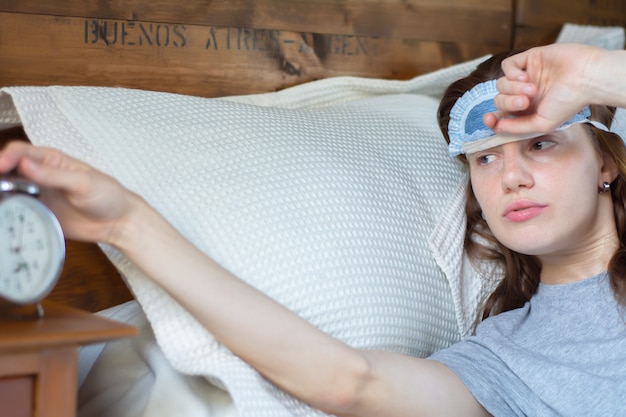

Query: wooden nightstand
(0, 301), (137, 417)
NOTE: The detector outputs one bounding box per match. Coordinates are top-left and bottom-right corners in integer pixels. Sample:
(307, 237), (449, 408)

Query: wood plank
(0, 12), (501, 98)
(514, 0), (626, 49)
(512, 26), (563, 50)
(0, 352), (40, 376)
(0, 302), (137, 351)
(35, 347), (78, 417)
(49, 240), (134, 313)
(0, 0), (512, 46)
(0, 376), (33, 417)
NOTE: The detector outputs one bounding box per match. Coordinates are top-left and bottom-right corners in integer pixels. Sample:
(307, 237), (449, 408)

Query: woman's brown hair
(438, 51), (626, 319)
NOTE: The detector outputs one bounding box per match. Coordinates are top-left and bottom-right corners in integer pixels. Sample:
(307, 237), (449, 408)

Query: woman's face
(468, 124), (617, 259)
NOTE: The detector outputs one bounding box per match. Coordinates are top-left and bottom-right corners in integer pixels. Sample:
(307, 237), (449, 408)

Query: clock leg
(36, 303), (45, 318)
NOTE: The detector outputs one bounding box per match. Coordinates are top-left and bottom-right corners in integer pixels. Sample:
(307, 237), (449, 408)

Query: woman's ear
(600, 151), (620, 185)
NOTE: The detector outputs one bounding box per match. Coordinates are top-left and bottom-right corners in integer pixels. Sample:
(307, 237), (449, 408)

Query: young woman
(433, 49), (626, 416)
(1, 45), (624, 416)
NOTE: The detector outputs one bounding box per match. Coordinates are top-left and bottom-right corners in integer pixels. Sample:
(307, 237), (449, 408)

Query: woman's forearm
(110, 194), (371, 414)
(588, 48), (626, 109)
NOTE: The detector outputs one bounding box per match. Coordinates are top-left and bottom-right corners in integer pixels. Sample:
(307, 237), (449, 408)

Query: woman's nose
(500, 148), (534, 192)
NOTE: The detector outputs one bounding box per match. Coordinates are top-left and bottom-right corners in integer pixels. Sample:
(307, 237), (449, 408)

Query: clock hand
(9, 211), (28, 257)
(16, 210), (26, 251)
(13, 262), (29, 273)
(7, 210), (25, 253)
(13, 261), (31, 281)
(9, 212), (32, 280)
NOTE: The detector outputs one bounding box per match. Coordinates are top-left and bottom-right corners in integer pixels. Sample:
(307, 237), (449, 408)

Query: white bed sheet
(79, 301), (237, 417)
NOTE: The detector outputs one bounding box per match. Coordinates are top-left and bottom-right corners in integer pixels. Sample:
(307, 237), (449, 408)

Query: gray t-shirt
(430, 272), (626, 416)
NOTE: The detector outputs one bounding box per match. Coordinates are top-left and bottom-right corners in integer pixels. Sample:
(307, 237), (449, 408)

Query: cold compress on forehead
(447, 79), (610, 157)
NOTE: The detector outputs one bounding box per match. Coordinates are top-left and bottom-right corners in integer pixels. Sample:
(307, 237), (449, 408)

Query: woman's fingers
(482, 80), (534, 130)
(1, 142), (98, 208)
(490, 113), (555, 135)
(494, 78), (536, 108)
(499, 50), (532, 82)
(0, 141), (131, 244)
(482, 111), (502, 130)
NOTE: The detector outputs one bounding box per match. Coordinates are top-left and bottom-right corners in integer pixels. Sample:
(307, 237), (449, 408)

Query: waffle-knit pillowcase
(0, 85), (478, 417)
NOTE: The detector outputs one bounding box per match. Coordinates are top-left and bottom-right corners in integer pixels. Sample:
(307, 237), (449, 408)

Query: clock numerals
(0, 192), (65, 305)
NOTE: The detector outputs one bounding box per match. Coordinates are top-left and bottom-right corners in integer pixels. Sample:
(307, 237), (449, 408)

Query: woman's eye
(476, 154), (496, 165)
(531, 140), (556, 151)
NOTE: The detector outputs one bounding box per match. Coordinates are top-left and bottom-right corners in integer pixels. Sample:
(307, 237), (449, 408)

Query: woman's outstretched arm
(0, 141), (488, 417)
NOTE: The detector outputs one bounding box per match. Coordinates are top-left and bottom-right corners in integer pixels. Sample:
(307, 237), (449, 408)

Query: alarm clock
(0, 177), (65, 315)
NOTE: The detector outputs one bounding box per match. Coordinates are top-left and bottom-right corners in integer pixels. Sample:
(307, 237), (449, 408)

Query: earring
(599, 181), (611, 193)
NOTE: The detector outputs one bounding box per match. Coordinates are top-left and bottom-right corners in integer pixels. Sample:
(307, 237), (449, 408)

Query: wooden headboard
(0, 0), (624, 312)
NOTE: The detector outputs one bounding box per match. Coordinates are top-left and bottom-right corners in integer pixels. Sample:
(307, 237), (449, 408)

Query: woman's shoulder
(475, 302), (531, 336)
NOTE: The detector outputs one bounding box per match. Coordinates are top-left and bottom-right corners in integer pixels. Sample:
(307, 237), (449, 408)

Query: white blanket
(0, 68), (481, 417)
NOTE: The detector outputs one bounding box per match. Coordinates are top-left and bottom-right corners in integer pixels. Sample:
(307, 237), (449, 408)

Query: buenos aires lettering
(84, 20), (187, 47)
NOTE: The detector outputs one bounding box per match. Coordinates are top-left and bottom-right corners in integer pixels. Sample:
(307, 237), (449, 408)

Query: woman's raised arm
(483, 43), (626, 135)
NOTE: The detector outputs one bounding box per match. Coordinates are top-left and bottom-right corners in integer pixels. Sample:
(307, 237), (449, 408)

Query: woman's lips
(503, 200), (548, 222)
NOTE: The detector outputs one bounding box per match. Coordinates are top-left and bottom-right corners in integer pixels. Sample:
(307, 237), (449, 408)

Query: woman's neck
(539, 233), (619, 285)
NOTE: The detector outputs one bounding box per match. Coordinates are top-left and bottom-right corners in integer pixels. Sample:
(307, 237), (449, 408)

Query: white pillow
(0, 82), (479, 417)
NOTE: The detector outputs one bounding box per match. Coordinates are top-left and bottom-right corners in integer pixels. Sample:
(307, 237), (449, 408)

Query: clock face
(0, 194), (65, 304)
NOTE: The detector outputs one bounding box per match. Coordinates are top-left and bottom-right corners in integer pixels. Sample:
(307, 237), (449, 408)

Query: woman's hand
(0, 141), (138, 246)
(483, 43), (624, 135)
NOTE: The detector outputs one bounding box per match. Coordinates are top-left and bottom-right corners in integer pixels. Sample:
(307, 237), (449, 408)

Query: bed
(0, 1), (624, 416)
